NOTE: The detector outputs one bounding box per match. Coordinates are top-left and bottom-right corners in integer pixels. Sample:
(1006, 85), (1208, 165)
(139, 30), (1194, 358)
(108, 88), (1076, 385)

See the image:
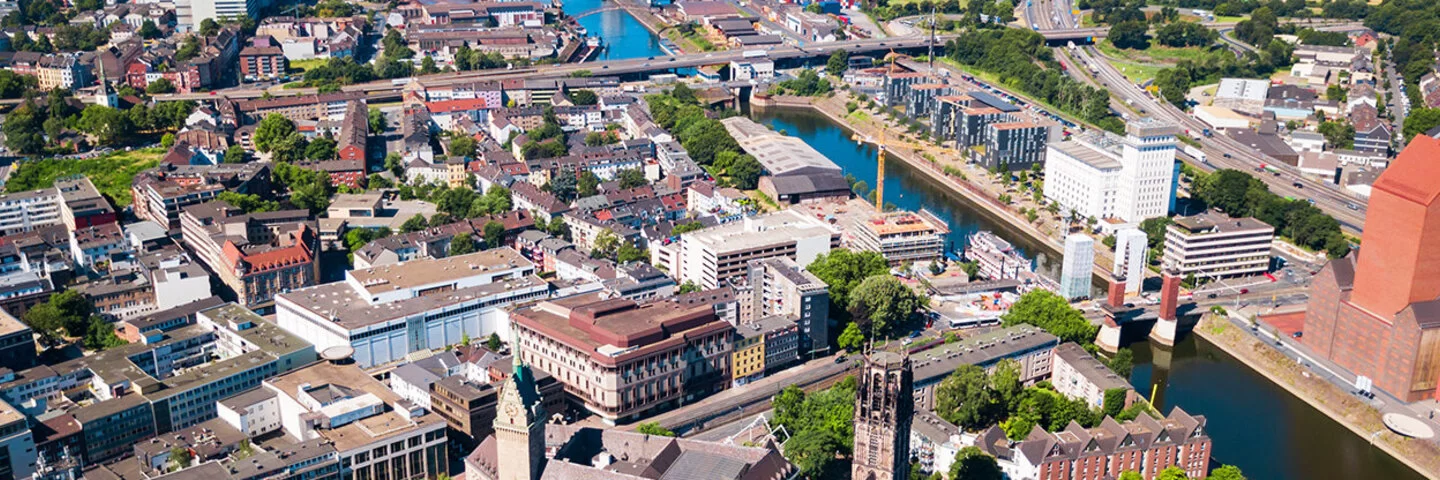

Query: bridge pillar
(1150, 268), (1183, 347)
(1096, 314), (1122, 354)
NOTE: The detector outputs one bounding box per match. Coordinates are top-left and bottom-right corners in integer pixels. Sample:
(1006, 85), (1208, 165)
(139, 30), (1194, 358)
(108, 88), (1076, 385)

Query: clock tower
(494, 354), (546, 480)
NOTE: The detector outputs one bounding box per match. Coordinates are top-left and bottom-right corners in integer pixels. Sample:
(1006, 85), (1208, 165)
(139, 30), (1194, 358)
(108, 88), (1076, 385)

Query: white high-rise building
(1059, 234), (1095, 301)
(176, 0), (268, 30)
(1114, 228), (1148, 294)
(1044, 118), (1177, 230)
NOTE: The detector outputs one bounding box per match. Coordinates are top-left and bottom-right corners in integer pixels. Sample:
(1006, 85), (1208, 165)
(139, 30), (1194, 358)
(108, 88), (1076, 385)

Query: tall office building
(1115, 118), (1179, 223)
(1059, 234), (1095, 301)
(1304, 136), (1440, 402)
(853, 351), (913, 480)
(176, 0), (271, 29)
(1114, 228), (1147, 294)
(1044, 118), (1178, 228)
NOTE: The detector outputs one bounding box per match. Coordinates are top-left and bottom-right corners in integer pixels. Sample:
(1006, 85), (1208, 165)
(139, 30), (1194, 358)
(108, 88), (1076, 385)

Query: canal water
(566, 0), (668, 61)
(752, 106), (1427, 480)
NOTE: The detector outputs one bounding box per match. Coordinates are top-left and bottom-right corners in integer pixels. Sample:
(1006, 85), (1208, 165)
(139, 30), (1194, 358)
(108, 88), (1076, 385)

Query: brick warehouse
(1304, 135), (1440, 402)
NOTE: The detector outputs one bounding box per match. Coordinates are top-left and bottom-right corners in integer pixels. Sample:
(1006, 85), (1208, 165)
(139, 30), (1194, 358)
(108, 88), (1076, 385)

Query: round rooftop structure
(1382, 413), (1435, 439)
(321, 346), (356, 363)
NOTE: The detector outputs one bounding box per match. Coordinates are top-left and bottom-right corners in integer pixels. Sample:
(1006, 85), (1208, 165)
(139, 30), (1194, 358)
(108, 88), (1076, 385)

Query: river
(565, 0), (668, 61)
(751, 106), (1427, 480)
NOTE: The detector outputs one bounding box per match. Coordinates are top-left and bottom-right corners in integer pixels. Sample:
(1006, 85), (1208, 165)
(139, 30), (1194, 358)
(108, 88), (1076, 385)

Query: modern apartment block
(180, 201), (319, 307)
(1044, 119), (1178, 227)
(1050, 342), (1137, 410)
(745, 256), (830, 356)
(672, 209), (840, 290)
(1304, 136), (1440, 402)
(274, 248), (549, 367)
(235, 92), (364, 123)
(981, 121), (1051, 171)
(510, 293), (734, 424)
(0, 176), (114, 237)
(0, 398), (35, 480)
(1163, 212), (1275, 279)
(131, 162), (272, 230)
(974, 409), (1212, 480)
(848, 209), (950, 266)
(0, 190), (61, 237)
(730, 314), (801, 386)
(1058, 233), (1094, 301)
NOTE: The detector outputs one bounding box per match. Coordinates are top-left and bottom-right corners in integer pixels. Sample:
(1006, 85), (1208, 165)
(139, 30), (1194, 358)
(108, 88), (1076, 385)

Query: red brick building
(975, 409), (1211, 480)
(1304, 135), (1440, 402)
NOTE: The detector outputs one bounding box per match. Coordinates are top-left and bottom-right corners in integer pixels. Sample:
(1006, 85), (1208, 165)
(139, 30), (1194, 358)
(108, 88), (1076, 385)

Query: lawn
(1110, 59), (1164, 84)
(1096, 39), (1223, 65)
(287, 58), (329, 74)
(4, 148), (164, 207)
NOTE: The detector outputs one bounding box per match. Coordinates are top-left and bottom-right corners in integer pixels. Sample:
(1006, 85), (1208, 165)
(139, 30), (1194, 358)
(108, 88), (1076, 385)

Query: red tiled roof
(426, 98), (489, 114)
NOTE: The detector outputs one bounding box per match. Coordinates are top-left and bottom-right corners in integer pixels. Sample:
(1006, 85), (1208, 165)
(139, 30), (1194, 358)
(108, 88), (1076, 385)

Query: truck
(1184, 145), (1207, 163)
(742, 50), (768, 58)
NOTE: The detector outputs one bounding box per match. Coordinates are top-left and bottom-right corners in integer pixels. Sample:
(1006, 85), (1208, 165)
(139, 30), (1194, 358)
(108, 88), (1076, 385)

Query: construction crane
(859, 130), (888, 212)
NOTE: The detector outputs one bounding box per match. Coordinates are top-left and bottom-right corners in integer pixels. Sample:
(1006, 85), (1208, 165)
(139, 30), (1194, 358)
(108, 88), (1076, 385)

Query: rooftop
(1053, 342), (1132, 392)
(1216, 78), (1270, 102)
(265, 362), (445, 452)
(911, 325), (1058, 384)
(721, 117), (841, 176)
(280, 273), (548, 330)
(684, 209), (838, 253)
(1049, 140), (1121, 170)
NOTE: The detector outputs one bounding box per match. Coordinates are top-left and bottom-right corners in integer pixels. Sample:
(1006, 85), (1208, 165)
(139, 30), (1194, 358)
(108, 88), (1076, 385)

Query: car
(647, 56), (655, 60)
(1124, 302), (1135, 308)
(1240, 288), (1249, 294)
(1223, 153), (1232, 158)
(1292, 182), (1303, 188)
(1347, 203), (1359, 210)
(901, 337), (914, 346)
(669, 57), (676, 62)
(1292, 331), (1304, 338)
(834, 355), (848, 364)
(602, 65), (610, 69)
(1208, 293), (1218, 299)
(908, 331), (922, 339)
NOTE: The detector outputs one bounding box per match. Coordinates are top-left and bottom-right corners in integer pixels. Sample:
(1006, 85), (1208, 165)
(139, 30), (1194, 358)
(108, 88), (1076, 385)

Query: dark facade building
(853, 351), (913, 480)
(1304, 135), (1440, 402)
(238, 46), (287, 80)
(982, 121), (1050, 171)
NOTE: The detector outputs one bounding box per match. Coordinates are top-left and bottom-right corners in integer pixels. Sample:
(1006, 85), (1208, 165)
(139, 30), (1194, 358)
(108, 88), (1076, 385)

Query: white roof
(1216, 78), (1270, 102)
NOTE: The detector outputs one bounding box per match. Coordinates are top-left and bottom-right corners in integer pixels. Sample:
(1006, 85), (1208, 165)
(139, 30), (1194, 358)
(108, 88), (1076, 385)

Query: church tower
(493, 354), (546, 480)
(852, 351), (913, 480)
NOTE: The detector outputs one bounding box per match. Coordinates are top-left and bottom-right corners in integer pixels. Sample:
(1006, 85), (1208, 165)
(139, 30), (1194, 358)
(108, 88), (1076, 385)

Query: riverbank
(1194, 315), (1440, 479)
(754, 93), (1119, 282)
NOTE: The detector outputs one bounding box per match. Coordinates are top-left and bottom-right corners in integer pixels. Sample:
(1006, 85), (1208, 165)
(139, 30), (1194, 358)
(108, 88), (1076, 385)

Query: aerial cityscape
(0, 0), (1435, 478)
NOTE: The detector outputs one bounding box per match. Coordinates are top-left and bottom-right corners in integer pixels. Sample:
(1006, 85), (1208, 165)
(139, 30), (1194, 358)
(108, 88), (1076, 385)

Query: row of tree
(645, 85), (765, 189)
(3, 92), (197, 154)
(944, 29), (1124, 133)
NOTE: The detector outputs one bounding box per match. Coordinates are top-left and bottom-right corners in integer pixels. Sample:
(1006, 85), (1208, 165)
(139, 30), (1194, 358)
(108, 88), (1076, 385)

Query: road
(1026, 0), (1370, 234)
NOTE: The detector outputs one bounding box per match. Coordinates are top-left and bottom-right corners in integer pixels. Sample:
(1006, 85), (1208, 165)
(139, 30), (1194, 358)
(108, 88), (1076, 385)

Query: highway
(1027, 0), (1369, 235)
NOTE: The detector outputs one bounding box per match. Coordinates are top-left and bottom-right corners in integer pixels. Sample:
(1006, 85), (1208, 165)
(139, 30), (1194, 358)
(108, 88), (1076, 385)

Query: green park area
(4, 148), (163, 206)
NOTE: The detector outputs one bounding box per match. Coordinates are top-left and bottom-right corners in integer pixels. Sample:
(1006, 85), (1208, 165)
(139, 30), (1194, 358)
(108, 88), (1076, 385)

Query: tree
(400, 214), (429, 233)
(935, 365), (999, 429)
(827, 49), (849, 76)
(989, 359), (1024, 411)
(76, 105), (132, 146)
(1156, 466), (1189, 480)
(577, 171), (602, 197)
(617, 241), (647, 264)
(1107, 348), (1134, 377)
(847, 275), (926, 338)
(224, 145), (248, 164)
(636, 422), (675, 437)
(548, 169), (578, 202)
(837, 321), (865, 350)
(949, 447), (1002, 480)
(727, 154), (763, 190)
(175, 35), (202, 62)
(1210, 465), (1247, 480)
(1002, 290), (1097, 345)
(139, 19), (162, 39)
(784, 427), (841, 478)
(1403, 107), (1440, 141)
(672, 222), (705, 235)
(1118, 472), (1144, 480)
(199, 18), (220, 37)
(146, 78), (176, 94)
(449, 232), (476, 256)
(254, 114), (297, 153)
(616, 169), (647, 189)
(305, 136), (337, 160)
(449, 135), (478, 159)
(170, 447), (194, 469)
(161, 133), (176, 148)
(85, 316), (126, 351)
(678, 280), (701, 294)
(486, 332), (503, 351)
(483, 220), (505, 248)
(1109, 21), (1151, 49)
(568, 89), (599, 105)
(368, 107), (386, 133)
(1102, 388), (1128, 418)
(807, 249), (890, 314)
(420, 55), (440, 75)
(218, 192), (279, 213)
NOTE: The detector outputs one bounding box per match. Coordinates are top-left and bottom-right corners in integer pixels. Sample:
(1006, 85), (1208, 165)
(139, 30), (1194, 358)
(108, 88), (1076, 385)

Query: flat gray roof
(1050, 141), (1121, 170)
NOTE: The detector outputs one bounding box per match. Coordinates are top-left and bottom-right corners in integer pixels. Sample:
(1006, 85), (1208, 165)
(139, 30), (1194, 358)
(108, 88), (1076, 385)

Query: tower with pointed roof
(494, 345), (546, 480)
(852, 351), (913, 480)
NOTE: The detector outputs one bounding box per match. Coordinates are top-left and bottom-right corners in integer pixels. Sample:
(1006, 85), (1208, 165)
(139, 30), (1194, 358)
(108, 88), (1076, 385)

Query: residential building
(275, 248), (549, 367)
(428, 349), (564, 448)
(1059, 233), (1094, 301)
(852, 351), (912, 480)
(0, 190), (61, 237)
(6, 52), (93, 90)
(728, 59), (775, 81)
(239, 46), (287, 80)
(261, 361), (450, 480)
(973, 409), (1212, 480)
(847, 209), (950, 266)
(1302, 136), (1440, 402)
(745, 256), (829, 356)
(336, 100), (369, 162)
(130, 162), (272, 230)
(467, 422), (795, 480)
(1163, 212), (1275, 279)
(981, 121), (1051, 171)
(510, 293), (735, 424)
(674, 209), (840, 290)
(180, 202), (319, 307)
(0, 309), (35, 372)
(0, 398), (35, 480)
(1050, 342), (1137, 410)
(236, 92), (364, 123)
(730, 314), (800, 386)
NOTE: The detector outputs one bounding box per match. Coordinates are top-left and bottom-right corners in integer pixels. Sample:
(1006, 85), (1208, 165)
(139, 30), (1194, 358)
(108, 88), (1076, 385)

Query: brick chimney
(1107, 276), (1127, 309)
(1159, 268), (1181, 321)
